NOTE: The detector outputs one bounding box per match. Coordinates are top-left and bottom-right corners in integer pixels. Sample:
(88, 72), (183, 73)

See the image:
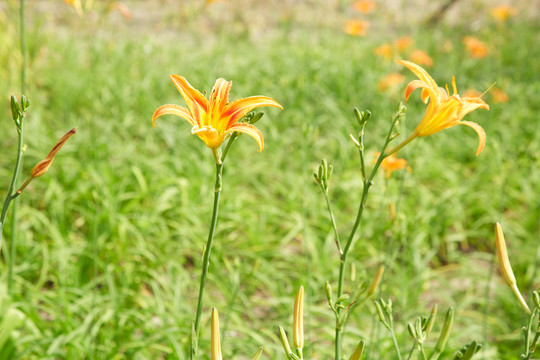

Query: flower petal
(398, 60), (441, 103)
(223, 96), (283, 126)
(209, 78), (232, 113)
(170, 75), (208, 120)
(224, 123), (264, 152)
(456, 120), (487, 155)
(152, 104), (197, 127)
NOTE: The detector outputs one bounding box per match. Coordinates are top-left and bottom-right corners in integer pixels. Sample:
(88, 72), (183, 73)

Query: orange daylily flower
(353, 0), (376, 13)
(374, 43), (393, 60)
(463, 89), (482, 98)
(378, 73), (405, 92)
(491, 5), (518, 22)
(386, 61), (490, 156)
(394, 37), (414, 52)
(374, 152), (408, 178)
(409, 50), (433, 67)
(345, 20), (370, 36)
(463, 36), (488, 59)
(152, 76), (282, 153)
(492, 88), (509, 103)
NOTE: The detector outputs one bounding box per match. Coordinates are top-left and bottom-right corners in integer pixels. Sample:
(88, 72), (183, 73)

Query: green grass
(0, 2), (539, 359)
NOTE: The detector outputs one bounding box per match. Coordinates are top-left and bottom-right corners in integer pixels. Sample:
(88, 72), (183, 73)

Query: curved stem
(323, 190), (343, 257)
(192, 162), (223, 358)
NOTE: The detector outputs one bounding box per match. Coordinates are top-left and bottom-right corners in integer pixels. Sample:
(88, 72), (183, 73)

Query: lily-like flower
(152, 76), (282, 153)
(386, 60), (489, 156)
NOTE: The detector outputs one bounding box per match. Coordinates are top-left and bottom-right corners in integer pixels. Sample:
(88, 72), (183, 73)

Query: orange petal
(209, 78), (232, 112)
(456, 120), (486, 155)
(398, 60), (440, 102)
(224, 123), (264, 152)
(224, 96), (283, 126)
(170, 75), (208, 119)
(152, 104), (197, 127)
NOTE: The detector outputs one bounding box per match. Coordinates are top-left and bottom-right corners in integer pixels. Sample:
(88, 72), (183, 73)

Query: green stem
(20, 0), (27, 94)
(389, 327), (403, 360)
(192, 161), (223, 358)
(384, 131), (417, 157)
(323, 190), (343, 257)
(334, 110), (403, 360)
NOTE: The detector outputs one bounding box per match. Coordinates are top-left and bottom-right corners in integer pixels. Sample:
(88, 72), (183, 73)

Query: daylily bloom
(374, 152), (408, 178)
(374, 43), (393, 60)
(386, 61), (489, 156)
(463, 36), (489, 59)
(409, 49), (433, 67)
(353, 0), (376, 13)
(152, 76), (282, 153)
(491, 5), (518, 22)
(378, 73), (405, 92)
(394, 36), (414, 52)
(345, 20), (370, 36)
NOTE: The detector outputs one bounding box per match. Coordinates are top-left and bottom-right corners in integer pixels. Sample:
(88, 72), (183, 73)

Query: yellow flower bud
(367, 266), (385, 297)
(211, 308), (222, 360)
(293, 286), (304, 351)
(349, 340), (365, 360)
(495, 222), (530, 314)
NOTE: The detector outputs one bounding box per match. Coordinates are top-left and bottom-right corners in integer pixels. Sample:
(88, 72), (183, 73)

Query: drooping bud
(495, 222), (531, 314)
(293, 286), (304, 351)
(367, 266), (385, 297)
(30, 128), (77, 179)
(211, 308), (222, 360)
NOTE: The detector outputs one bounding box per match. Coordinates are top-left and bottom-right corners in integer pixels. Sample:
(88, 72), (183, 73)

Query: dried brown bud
(30, 128), (76, 178)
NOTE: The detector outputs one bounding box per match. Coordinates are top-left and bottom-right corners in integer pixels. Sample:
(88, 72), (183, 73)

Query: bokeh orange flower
(394, 37), (414, 52)
(152, 76), (282, 153)
(374, 152), (408, 178)
(386, 61), (490, 156)
(374, 43), (393, 60)
(463, 36), (488, 59)
(492, 88), (509, 103)
(491, 5), (518, 22)
(353, 0), (376, 14)
(378, 73), (406, 92)
(345, 20), (370, 36)
(409, 50), (433, 67)
(463, 89), (482, 98)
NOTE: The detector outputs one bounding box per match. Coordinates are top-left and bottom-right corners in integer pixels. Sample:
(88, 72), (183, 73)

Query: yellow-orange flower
(492, 88), (509, 103)
(386, 61), (490, 156)
(353, 0), (376, 13)
(463, 89), (482, 98)
(394, 37), (414, 52)
(409, 49), (433, 67)
(378, 73), (405, 92)
(345, 20), (370, 36)
(491, 5), (517, 22)
(463, 36), (488, 59)
(374, 43), (393, 60)
(374, 152), (408, 178)
(153, 76), (282, 152)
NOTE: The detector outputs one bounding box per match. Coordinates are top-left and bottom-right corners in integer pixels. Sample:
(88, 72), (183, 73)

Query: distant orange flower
(409, 50), (433, 67)
(378, 73), (406, 92)
(353, 0), (376, 13)
(463, 36), (488, 59)
(394, 37), (414, 52)
(374, 43), (393, 60)
(386, 61), (490, 156)
(374, 152), (408, 178)
(463, 89), (482, 98)
(109, 2), (132, 20)
(152, 76), (282, 155)
(492, 88), (509, 103)
(491, 5), (518, 22)
(345, 20), (370, 36)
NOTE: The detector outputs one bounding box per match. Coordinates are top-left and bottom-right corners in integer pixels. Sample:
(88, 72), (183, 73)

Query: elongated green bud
(21, 94), (30, 111)
(425, 304), (438, 336)
(348, 340), (365, 360)
(533, 291), (540, 309)
(431, 307), (454, 358)
(10, 95), (20, 122)
(278, 326), (293, 356)
(251, 347), (263, 360)
(293, 286), (304, 350)
(374, 301), (388, 328)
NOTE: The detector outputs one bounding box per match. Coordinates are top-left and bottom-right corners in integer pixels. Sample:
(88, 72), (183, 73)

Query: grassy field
(0, 0), (539, 359)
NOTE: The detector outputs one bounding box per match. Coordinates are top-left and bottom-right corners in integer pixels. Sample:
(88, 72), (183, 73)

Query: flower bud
(251, 347), (263, 360)
(10, 95), (20, 122)
(293, 286), (304, 350)
(211, 308), (222, 360)
(325, 281), (333, 305)
(30, 128), (77, 179)
(278, 326), (293, 356)
(348, 340), (365, 360)
(433, 307), (453, 356)
(367, 265), (385, 297)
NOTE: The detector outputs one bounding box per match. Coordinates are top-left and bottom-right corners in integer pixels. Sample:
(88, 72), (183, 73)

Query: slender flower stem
(334, 109), (404, 360)
(323, 190), (343, 257)
(385, 131), (417, 157)
(192, 161), (223, 358)
(389, 327), (403, 360)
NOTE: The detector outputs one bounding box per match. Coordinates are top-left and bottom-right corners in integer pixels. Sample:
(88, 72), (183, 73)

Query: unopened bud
(248, 112), (264, 124)
(211, 308), (222, 360)
(348, 340), (365, 360)
(433, 307), (453, 355)
(10, 95), (20, 122)
(367, 266), (385, 297)
(30, 128), (77, 179)
(278, 326), (293, 356)
(325, 281), (333, 304)
(425, 304), (438, 336)
(533, 291), (540, 309)
(251, 347), (263, 360)
(293, 286), (304, 350)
